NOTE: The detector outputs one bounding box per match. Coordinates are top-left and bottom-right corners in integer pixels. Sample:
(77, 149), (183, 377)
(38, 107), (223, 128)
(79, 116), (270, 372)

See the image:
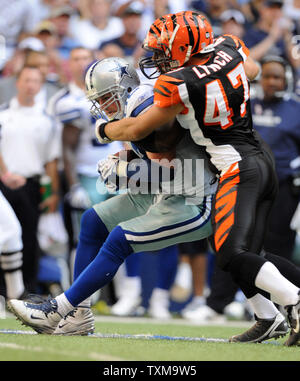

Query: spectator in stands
(243, 0), (297, 67)
(284, 0), (300, 23)
(48, 5), (79, 59)
(220, 9), (246, 39)
(96, 42), (125, 61)
(69, 0), (124, 50)
(0, 49), (61, 106)
(0, 0), (38, 71)
(1, 37), (45, 78)
(98, 1), (143, 64)
(34, 20), (72, 83)
(201, 0), (231, 36)
(0, 65), (61, 293)
(252, 55), (300, 261)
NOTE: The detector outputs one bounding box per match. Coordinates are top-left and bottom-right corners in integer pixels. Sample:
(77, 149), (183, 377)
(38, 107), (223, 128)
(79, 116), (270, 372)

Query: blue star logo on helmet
(110, 61), (132, 80)
(120, 64), (132, 79)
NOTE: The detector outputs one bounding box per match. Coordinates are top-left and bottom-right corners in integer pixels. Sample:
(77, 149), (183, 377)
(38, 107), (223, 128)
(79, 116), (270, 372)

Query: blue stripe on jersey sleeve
(130, 96), (154, 117)
(57, 109), (81, 123)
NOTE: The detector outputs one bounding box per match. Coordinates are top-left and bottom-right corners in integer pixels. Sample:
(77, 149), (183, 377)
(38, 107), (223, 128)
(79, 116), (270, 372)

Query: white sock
(4, 270), (24, 299)
(247, 293), (279, 319)
(0, 250), (24, 299)
(255, 262), (299, 306)
(55, 293), (75, 317)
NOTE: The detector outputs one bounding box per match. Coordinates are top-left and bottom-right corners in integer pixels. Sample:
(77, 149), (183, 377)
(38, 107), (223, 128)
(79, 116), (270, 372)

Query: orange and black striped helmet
(139, 11), (214, 79)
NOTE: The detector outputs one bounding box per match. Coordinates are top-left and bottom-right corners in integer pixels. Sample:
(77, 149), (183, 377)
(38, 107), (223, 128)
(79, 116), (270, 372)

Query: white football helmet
(85, 57), (140, 120)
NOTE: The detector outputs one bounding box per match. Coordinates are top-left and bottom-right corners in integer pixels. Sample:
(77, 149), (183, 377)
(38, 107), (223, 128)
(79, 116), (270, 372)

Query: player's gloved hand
(98, 154), (120, 182)
(66, 183), (92, 210)
(98, 154), (129, 193)
(95, 119), (119, 144)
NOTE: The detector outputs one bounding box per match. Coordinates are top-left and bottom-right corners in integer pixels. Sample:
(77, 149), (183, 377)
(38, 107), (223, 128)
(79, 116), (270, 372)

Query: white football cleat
(182, 304), (225, 322)
(7, 298), (62, 334)
(110, 296), (141, 316)
(148, 288), (171, 320)
(52, 306), (95, 336)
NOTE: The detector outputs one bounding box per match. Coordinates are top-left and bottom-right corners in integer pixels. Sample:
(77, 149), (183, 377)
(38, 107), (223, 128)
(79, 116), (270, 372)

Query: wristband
(95, 121), (111, 143)
(95, 119), (118, 144)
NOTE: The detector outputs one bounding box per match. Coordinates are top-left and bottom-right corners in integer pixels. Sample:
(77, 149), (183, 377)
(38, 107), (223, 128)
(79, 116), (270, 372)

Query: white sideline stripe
(0, 329), (280, 345)
(0, 340), (124, 361)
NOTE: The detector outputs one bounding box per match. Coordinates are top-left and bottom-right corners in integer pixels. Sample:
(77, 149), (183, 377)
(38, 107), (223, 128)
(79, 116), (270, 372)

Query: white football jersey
(124, 84), (217, 201)
(50, 82), (123, 177)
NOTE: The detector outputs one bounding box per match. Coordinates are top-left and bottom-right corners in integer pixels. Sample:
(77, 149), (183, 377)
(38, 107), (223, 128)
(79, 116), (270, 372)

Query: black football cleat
(229, 312), (288, 343)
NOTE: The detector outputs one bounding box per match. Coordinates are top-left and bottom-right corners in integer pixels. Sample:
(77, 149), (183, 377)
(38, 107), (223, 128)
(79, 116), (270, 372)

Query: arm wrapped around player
(97, 150), (138, 192)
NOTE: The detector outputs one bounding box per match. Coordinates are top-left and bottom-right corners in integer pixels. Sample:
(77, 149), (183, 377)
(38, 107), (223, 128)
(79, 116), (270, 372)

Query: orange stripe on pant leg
(215, 190), (237, 223)
(214, 212), (235, 252)
(216, 174), (240, 200)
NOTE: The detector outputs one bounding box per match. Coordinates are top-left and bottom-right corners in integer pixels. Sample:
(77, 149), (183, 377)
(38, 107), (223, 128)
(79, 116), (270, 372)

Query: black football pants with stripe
(210, 148), (300, 299)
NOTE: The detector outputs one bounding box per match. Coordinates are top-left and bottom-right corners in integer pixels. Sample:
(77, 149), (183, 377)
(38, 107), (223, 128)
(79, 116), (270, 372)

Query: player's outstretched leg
(7, 225), (133, 334)
(53, 208), (109, 335)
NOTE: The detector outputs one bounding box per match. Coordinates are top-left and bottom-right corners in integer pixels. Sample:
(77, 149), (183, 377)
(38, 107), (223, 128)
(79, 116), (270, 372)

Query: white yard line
(0, 341), (125, 361)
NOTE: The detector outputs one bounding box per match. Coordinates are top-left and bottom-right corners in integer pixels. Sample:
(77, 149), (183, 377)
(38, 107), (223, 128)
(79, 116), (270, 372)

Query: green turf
(0, 317), (299, 361)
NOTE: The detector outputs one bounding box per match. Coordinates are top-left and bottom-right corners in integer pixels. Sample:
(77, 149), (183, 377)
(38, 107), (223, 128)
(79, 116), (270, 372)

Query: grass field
(0, 313), (299, 363)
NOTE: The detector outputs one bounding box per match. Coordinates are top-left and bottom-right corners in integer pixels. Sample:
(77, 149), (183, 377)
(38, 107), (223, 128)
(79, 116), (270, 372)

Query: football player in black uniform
(97, 11), (300, 346)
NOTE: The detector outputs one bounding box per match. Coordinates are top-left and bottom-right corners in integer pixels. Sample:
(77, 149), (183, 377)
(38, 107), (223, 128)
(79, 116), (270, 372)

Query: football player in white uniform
(0, 153), (25, 299)
(7, 58), (216, 336)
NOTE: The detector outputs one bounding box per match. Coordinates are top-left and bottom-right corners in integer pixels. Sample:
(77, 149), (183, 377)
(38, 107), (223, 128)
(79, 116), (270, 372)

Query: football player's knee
(79, 208), (109, 242)
(101, 226), (133, 264)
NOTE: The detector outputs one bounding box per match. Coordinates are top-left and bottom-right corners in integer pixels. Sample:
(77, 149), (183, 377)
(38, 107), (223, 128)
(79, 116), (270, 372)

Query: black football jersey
(153, 34), (261, 172)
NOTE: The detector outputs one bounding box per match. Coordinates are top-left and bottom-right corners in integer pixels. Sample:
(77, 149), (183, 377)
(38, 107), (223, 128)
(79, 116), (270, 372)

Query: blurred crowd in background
(1, 0), (300, 323)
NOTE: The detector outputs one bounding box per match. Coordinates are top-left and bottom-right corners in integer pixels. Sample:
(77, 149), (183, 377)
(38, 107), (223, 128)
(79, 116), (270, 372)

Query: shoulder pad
(125, 84), (154, 117)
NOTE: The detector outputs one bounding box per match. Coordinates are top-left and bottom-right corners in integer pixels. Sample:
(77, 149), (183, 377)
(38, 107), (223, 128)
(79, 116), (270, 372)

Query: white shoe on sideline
(110, 276), (141, 316)
(148, 288), (171, 320)
(182, 304), (225, 322)
(110, 295), (141, 316)
(181, 296), (206, 316)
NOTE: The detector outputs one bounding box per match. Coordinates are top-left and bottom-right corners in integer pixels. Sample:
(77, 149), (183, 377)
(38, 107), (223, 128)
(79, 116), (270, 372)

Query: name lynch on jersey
(192, 50), (234, 79)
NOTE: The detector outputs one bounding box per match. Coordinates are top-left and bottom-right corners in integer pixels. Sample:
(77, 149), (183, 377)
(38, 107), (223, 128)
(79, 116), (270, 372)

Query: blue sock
(156, 246), (179, 290)
(65, 226), (133, 306)
(125, 252), (142, 277)
(73, 208), (109, 280)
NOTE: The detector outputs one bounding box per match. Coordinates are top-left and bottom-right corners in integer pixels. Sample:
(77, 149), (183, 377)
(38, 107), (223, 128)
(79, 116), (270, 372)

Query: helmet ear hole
(127, 87), (132, 93)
